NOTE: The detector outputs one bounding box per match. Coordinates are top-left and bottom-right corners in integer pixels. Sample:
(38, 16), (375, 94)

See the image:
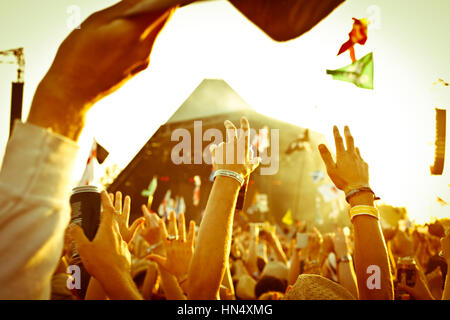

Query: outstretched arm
(0, 1), (177, 299)
(318, 126), (393, 300)
(187, 117), (260, 299)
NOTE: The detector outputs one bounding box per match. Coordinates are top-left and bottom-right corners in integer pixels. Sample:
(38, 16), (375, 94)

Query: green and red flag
(326, 52), (374, 89)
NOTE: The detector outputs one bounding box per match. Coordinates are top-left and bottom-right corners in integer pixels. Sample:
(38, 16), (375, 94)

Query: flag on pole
(282, 209), (293, 225)
(78, 140), (109, 186)
(337, 18), (368, 62)
(327, 52), (374, 89)
(158, 189), (172, 218)
(142, 176), (158, 208)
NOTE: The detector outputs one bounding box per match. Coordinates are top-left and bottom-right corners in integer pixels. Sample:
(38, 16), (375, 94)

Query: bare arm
(187, 177), (240, 299)
(187, 117), (260, 299)
(334, 229), (359, 298)
(318, 126), (393, 300)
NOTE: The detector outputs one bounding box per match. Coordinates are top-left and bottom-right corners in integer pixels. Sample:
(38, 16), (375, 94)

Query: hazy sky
(1, 0), (449, 222)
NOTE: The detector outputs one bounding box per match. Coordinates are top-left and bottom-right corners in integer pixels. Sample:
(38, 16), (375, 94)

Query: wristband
(345, 185), (380, 203)
(213, 169), (245, 186)
(349, 205), (379, 223)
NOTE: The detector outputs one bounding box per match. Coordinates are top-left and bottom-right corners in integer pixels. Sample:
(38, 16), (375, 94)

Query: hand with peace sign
(146, 211), (196, 282)
(109, 191), (145, 244)
(210, 117), (261, 179)
(318, 126), (369, 194)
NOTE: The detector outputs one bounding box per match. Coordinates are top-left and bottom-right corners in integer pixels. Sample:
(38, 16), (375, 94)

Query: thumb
(129, 217), (146, 242)
(68, 224), (90, 252)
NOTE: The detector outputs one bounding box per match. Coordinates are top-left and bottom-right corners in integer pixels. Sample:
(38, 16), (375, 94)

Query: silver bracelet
(213, 169), (245, 186)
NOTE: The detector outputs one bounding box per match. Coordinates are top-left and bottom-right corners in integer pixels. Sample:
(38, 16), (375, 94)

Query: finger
(318, 144), (335, 170)
(115, 191), (122, 214)
(129, 217), (145, 243)
(224, 120), (238, 143)
(344, 126), (354, 151)
(178, 213), (186, 242)
(355, 147), (362, 159)
(109, 193), (114, 203)
(333, 126), (345, 155)
(187, 220), (196, 246)
(145, 254), (168, 269)
(168, 211), (178, 237)
(141, 204), (152, 222)
(159, 218), (169, 240)
(100, 191), (115, 221)
(240, 117), (250, 156)
(123, 195), (131, 225)
(68, 224), (90, 252)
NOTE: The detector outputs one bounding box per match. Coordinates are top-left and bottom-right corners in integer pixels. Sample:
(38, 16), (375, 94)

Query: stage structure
(108, 79), (346, 228)
(0, 47), (25, 137)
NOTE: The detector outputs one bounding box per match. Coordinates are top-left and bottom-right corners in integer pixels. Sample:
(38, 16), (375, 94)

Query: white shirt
(0, 121), (78, 299)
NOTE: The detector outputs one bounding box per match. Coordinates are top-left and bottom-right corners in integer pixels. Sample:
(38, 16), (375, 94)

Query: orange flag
(338, 18), (368, 62)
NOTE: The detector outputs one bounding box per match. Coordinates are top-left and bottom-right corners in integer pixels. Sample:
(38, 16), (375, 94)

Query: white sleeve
(0, 121), (78, 299)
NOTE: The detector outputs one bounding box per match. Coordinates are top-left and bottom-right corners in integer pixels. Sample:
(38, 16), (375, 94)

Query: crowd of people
(0, 0), (449, 300)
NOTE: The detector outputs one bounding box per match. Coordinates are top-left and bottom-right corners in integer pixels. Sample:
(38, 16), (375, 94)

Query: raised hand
(210, 117), (260, 178)
(68, 191), (142, 299)
(109, 191), (145, 244)
(318, 126), (369, 193)
(146, 211), (196, 282)
(28, 0), (179, 140)
(140, 205), (164, 246)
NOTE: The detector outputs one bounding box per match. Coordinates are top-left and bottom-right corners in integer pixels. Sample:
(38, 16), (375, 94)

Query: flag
(175, 196), (186, 216)
(311, 170), (325, 183)
(327, 52), (374, 89)
(337, 18), (368, 62)
(141, 176), (158, 197)
(437, 196), (448, 206)
(318, 183), (340, 202)
(193, 175), (201, 207)
(158, 189), (172, 218)
(78, 140), (109, 186)
(142, 176), (158, 208)
(282, 209), (293, 225)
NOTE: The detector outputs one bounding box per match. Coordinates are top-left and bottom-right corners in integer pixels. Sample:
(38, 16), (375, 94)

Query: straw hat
(284, 274), (356, 300)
